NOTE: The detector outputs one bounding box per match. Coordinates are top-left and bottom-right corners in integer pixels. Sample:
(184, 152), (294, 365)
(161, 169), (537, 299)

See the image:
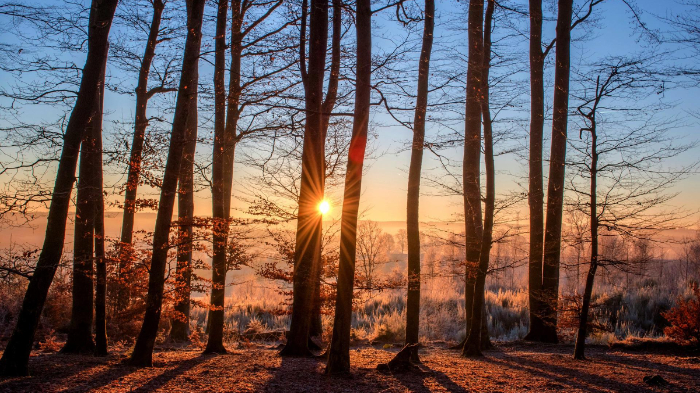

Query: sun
(318, 200), (331, 215)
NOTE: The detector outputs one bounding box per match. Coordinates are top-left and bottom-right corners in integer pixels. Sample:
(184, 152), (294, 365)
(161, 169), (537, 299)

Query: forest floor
(0, 341), (698, 392)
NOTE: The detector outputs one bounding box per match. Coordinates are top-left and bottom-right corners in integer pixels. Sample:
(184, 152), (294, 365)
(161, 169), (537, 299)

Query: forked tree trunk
(117, 0), (166, 312)
(405, 0), (434, 361)
(129, 0), (205, 367)
(325, 0), (371, 374)
(310, 0), (342, 339)
(461, 0), (484, 358)
(541, 0), (573, 344)
(280, 0), (328, 358)
(206, 0), (230, 353)
(94, 62), (108, 357)
(171, 96), (198, 342)
(0, 0), (118, 377)
(463, 0), (495, 357)
(525, 0), (546, 342)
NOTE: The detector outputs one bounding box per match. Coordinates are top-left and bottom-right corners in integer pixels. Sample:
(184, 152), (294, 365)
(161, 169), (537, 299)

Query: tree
(355, 221), (393, 295)
(61, 58), (108, 355)
(206, 0), (232, 354)
(525, 0), (604, 342)
(170, 87), (198, 342)
(397, 229), (407, 254)
(281, 0), (329, 357)
(568, 58), (694, 359)
(206, 0), (298, 352)
(129, 0), (205, 367)
(404, 0), (434, 361)
(325, 0), (371, 373)
(0, 0), (119, 377)
(463, 0), (495, 358)
(540, 0), (574, 344)
(461, 0), (484, 357)
(525, 0), (546, 341)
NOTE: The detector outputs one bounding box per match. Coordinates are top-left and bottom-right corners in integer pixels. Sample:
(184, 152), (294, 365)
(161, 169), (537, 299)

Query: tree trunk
(325, 0), (371, 374)
(117, 0), (165, 312)
(171, 93), (198, 342)
(0, 0), (118, 377)
(525, 0), (546, 342)
(94, 63), (108, 357)
(461, 0), (484, 358)
(129, 0), (205, 367)
(280, 0), (328, 358)
(61, 91), (101, 355)
(204, 0), (231, 353)
(541, 0), (573, 344)
(310, 0), (342, 339)
(463, 0), (494, 358)
(574, 112), (598, 360)
(405, 0), (434, 362)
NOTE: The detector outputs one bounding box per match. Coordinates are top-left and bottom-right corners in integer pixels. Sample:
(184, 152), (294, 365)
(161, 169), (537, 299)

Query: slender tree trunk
(574, 115), (598, 360)
(206, 0), (230, 353)
(129, 0), (205, 367)
(94, 63), (108, 357)
(541, 0), (573, 344)
(461, 0), (484, 357)
(525, 0), (546, 342)
(325, 0), (371, 374)
(61, 97), (100, 355)
(463, 0), (495, 358)
(280, 0), (328, 358)
(117, 0), (165, 312)
(0, 0), (118, 377)
(405, 0), (434, 361)
(171, 95), (198, 342)
(310, 0), (342, 339)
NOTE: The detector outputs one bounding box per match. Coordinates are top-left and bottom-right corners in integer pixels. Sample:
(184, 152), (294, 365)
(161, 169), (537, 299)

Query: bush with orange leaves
(663, 283), (700, 346)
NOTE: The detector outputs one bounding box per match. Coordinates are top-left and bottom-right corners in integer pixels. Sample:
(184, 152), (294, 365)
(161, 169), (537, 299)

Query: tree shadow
(483, 353), (641, 392)
(394, 365), (468, 393)
(126, 353), (210, 392)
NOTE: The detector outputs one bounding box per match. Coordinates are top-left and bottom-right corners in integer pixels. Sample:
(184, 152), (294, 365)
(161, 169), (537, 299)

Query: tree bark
(525, 0), (546, 342)
(310, 0), (342, 339)
(129, 0), (205, 367)
(280, 0), (328, 358)
(325, 0), (371, 374)
(404, 0), (434, 362)
(541, 0), (573, 344)
(0, 0), (118, 377)
(94, 60), (108, 357)
(461, 0), (484, 358)
(205, 0), (231, 354)
(171, 91), (198, 342)
(463, 0), (495, 358)
(117, 0), (165, 312)
(61, 87), (102, 355)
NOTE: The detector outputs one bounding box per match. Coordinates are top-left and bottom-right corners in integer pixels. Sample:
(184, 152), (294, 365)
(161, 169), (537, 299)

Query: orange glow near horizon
(318, 200), (331, 215)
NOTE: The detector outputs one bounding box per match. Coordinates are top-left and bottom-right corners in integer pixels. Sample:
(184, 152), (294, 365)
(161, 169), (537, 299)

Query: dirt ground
(0, 342), (698, 392)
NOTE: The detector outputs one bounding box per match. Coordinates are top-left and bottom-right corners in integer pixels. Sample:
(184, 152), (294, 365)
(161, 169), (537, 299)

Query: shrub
(662, 283), (700, 346)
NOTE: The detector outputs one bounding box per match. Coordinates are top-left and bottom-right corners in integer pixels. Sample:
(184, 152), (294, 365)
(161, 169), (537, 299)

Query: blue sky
(0, 0), (698, 226)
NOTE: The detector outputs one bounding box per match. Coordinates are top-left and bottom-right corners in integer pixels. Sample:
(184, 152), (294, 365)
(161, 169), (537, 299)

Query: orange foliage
(663, 283), (700, 346)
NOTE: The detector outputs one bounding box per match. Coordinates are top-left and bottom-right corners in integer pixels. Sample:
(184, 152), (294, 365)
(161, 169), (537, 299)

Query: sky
(0, 0), (698, 230)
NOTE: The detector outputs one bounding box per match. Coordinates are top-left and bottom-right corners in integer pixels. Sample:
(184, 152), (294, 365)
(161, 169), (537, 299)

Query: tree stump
(376, 343), (421, 373)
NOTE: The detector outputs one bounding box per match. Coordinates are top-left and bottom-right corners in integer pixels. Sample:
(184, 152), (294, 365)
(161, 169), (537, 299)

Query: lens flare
(318, 200), (331, 215)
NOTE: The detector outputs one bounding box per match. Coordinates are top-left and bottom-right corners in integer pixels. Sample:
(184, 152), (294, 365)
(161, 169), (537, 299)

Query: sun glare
(318, 200), (331, 215)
